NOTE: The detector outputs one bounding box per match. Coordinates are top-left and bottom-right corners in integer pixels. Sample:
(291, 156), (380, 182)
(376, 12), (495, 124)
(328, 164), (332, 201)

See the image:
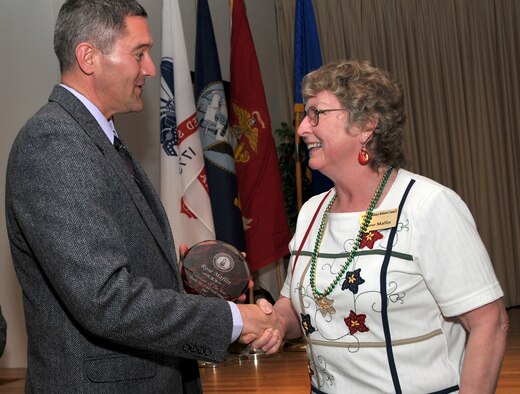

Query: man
(5, 1), (280, 392)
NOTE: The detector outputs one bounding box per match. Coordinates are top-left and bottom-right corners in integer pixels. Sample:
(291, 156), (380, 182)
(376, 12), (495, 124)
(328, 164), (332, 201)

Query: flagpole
(279, 102), (303, 293)
(294, 103), (304, 210)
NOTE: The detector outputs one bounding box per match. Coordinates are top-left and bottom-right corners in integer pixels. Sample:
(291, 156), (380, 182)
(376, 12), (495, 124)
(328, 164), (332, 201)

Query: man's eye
(135, 53), (144, 60)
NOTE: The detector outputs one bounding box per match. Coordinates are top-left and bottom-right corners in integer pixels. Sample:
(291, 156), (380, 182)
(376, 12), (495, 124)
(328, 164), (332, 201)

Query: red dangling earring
(358, 144), (370, 165)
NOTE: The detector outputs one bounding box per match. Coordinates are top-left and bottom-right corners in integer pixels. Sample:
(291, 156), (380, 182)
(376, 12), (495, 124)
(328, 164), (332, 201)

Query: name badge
(360, 208), (399, 232)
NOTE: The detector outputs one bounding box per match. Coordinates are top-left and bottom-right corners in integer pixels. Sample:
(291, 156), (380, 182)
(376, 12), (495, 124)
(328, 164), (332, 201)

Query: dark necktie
(113, 135), (161, 226)
(113, 135), (136, 178)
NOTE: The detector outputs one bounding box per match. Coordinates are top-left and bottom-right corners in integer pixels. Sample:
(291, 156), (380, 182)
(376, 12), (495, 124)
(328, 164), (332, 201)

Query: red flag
(229, 0), (292, 272)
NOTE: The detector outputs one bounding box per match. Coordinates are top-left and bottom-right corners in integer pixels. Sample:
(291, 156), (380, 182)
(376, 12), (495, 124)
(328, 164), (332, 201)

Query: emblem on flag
(198, 82), (236, 173)
(159, 58), (178, 157)
(231, 103), (262, 164)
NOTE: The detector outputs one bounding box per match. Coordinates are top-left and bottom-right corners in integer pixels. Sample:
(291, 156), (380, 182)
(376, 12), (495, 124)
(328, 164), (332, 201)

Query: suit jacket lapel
(123, 148), (179, 268)
(48, 86), (179, 274)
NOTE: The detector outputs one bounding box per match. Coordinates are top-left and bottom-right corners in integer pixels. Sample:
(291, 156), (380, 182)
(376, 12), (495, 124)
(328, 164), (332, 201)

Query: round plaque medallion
(181, 240), (250, 301)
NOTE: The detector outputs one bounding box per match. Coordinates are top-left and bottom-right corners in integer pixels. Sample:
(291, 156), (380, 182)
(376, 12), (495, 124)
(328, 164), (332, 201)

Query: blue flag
(294, 0), (333, 196)
(294, 0), (322, 104)
(195, 0), (245, 250)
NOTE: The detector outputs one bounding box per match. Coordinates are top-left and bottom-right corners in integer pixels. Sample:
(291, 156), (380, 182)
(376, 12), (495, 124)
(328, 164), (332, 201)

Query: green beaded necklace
(310, 165), (393, 304)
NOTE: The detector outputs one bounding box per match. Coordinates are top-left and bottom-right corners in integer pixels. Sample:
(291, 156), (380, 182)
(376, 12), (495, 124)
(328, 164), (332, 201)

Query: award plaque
(181, 240), (250, 301)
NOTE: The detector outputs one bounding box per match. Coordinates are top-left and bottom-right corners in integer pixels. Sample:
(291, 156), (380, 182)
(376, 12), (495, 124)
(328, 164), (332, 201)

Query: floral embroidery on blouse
(344, 310), (369, 335)
(301, 313), (316, 336)
(341, 268), (365, 294)
(359, 230), (384, 249)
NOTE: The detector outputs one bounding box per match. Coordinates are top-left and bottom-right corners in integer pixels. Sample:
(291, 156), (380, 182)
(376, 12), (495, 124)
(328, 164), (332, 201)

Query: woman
(257, 60), (508, 393)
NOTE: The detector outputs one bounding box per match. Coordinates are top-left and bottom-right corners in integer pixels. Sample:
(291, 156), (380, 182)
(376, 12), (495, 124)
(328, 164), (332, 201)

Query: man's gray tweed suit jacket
(5, 85), (233, 393)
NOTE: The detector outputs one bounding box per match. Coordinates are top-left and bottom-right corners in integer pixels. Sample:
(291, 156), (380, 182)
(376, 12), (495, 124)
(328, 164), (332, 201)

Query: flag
(160, 0), (215, 253)
(230, 0), (292, 272)
(194, 0), (245, 251)
(294, 0), (333, 195)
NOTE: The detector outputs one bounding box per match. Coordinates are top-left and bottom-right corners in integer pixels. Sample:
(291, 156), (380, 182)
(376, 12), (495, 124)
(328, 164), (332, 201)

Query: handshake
(236, 299), (287, 355)
(179, 242), (291, 354)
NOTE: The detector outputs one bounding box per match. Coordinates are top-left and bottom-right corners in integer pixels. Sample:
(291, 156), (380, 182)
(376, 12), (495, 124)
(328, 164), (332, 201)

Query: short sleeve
(412, 187), (503, 317)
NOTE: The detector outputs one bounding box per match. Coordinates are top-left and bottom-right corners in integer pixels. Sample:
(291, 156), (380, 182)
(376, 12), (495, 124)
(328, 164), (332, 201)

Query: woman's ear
(365, 116), (379, 133)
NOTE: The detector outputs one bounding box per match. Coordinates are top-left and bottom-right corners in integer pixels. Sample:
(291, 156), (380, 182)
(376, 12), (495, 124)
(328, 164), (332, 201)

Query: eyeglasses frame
(304, 106), (347, 127)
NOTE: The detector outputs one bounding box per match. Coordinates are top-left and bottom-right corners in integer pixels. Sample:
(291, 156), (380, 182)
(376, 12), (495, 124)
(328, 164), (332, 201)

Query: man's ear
(75, 42), (96, 75)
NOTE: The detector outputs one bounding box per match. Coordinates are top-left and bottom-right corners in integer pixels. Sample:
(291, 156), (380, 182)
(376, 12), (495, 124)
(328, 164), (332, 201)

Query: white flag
(160, 0), (215, 254)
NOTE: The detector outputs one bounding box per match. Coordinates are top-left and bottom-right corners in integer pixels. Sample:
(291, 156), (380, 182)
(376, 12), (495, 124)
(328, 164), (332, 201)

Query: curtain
(274, 0), (520, 307)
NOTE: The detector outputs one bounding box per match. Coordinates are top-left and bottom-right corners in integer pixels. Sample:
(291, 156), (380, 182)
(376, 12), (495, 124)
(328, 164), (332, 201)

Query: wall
(0, 0), (283, 368)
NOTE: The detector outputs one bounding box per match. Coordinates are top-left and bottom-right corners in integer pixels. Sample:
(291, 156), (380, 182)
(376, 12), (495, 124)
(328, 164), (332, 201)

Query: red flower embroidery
(360, 230), (383, 249)
(344, 310), (369, 335)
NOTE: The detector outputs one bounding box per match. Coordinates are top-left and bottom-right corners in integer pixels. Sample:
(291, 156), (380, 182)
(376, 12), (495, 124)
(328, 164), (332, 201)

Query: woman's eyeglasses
(304, 106), (347, 127)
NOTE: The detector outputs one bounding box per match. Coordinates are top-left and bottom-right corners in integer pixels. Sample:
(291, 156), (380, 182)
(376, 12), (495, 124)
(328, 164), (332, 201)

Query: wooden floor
(1, 307), (519, 393)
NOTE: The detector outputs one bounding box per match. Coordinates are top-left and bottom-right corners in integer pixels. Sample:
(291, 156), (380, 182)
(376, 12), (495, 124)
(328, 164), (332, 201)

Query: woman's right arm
(273, 296), (303, 339)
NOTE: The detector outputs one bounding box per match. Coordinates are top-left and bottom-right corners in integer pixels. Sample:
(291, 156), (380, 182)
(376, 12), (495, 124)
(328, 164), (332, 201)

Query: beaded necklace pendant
(316, 296), (336, 316)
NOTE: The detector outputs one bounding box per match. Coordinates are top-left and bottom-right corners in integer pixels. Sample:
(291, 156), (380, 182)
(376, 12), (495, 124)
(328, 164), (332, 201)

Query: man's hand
(179, 244), (190, 260)
(237, 298), (286, 355)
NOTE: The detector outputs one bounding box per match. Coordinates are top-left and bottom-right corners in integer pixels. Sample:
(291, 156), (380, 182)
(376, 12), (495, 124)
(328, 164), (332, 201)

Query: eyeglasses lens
(306, 107), (318, 126)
